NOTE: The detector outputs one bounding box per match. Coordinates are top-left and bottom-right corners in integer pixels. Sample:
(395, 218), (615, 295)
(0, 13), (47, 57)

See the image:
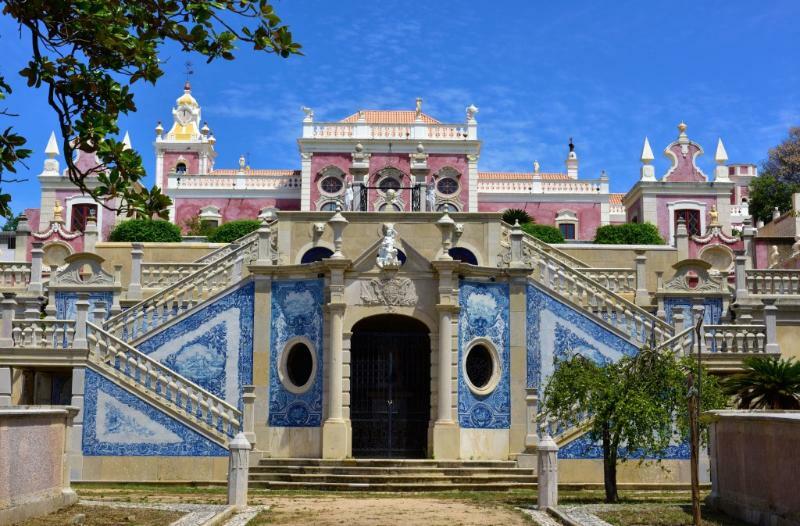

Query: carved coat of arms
(360, 277), (417, 307)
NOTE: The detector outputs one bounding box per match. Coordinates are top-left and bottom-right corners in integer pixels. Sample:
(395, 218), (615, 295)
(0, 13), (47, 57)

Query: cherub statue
(343, 182), (354, 211)
(426, 180), (436, 211)
(708, 205), (720, 226)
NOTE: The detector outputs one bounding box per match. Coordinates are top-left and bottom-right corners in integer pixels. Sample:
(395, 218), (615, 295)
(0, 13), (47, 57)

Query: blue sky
(1, 0), (798, 214)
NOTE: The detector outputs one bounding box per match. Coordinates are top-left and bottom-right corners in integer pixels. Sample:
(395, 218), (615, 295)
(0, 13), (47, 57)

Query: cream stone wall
(560, 459), (700, 485)
(776, 324), (800, 361)
(459, 429), (510, 460)
(80, 456), (228, 482)
(267, 428), (322, 458)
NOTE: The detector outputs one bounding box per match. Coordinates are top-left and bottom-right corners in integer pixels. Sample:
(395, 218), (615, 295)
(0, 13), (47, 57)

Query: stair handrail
(103, 237), (257, 339)
(655, 325), (694, 356)
(501, 221), (589, 269)
(519, 234), (673, 344)
(87, 321), (241, 442)
(193, 226), (265, 266)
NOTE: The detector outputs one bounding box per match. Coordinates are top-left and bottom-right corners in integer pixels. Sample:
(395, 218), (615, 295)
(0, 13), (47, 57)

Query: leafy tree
(521, 222), (564, 243)
(183, 215), (218, 237)
(748, 127), (800, 223)
(594, 223), (665, 245)
(207, 219), (261, 243)
(127, 185), (173, 220)
(1, 212), (22, 231)
(722, 356), (800, 410)
(109, 219), (182, 242)
(0, 1), (301, 219)
(501, 208), (532, 225)
(748, 174), (799, 225)
(543, 348), (726, 503)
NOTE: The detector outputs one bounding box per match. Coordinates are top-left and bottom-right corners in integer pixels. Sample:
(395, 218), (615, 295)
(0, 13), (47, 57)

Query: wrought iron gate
(350, 331), (430, 458)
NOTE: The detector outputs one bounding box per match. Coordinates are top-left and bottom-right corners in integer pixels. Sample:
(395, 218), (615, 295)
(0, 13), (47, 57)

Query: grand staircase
(249, 458), (537, 491)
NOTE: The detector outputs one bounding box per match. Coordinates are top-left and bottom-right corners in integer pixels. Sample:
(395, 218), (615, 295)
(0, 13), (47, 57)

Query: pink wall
(163, 152), (200, 186)
(174, 197), (300, 231)
(310, 153), (351, 208)
(664, 143), (706, 182)
(428, 154), (469, 210)
(655, 195), (717, 241)
(478, 200), (602, 240)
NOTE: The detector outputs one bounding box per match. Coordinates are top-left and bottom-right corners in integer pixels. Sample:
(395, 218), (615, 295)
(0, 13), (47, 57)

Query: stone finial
(641, 136), (655, 163)
(533, 160), (540, 174)
(301, 106), (314, 121)
(201, 122), (210, 136)
(415, 97), (423, 119)
(678, 121), (688, 137)
(640, 136), (656, 181)
(238, 154), (246, 171)
(45, 131), (60, 158)
(328, 207), (349, 259)
(714, 138), (730, 182)
(466, 104), (478, 122)
(566, 137), (578, 179)
(122, 131), (132, 150)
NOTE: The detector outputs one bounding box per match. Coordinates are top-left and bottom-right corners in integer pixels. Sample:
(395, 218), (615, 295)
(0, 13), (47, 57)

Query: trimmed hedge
(593, 223), (665, 245)
(521, 223), (565, 244)
(109, 219), (182, 243)
(207, 220), (262, 243)
(501, 208), (532, 226)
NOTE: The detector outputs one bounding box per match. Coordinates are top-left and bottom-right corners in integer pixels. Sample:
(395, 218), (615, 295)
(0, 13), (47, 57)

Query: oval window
(286, 343), (313, 388)
(320, 176), (343, 194)
(436, 177), (458, 196)
(466, 344), (494, 391)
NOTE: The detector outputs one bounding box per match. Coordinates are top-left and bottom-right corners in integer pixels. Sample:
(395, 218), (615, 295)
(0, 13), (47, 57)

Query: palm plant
(501, 208), (532, 226)
(722, 356), (800, 409)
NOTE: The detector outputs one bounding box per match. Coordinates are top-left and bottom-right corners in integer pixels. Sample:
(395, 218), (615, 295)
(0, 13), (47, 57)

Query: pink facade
(174, 197), (300, 230)
(478, 201), (602, 240)
(654, 195), (718, 241)
(664, 142), (706, 183)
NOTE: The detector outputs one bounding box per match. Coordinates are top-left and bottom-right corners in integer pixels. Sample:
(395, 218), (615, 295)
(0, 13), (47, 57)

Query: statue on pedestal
(426, 181), (436, 212)
(343, 183), (353, 211)
(377, 223), (401, 269)
(708, 205), (720, 227)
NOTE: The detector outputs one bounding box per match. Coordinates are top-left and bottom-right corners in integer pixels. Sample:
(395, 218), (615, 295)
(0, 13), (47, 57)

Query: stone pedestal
(537, 434), (558, 510)
(322, 418), (350, 459)
(227, 433), (251, 510)
(432, 421), (460, 460)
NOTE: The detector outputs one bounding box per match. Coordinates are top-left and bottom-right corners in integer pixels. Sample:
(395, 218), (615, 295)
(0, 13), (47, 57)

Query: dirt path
(257, 496), (532, 526)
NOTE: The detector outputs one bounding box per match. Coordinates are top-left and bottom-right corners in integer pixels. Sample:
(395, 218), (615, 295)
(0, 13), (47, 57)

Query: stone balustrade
(86, 322), (241, 443)
(167, 174), (301, 191)
(0, 262), (31, 289)
(575, 268), (636, 294)
(195, 230), (261, 266)
(142, 262), (206, 288)
(477, 178), (604, 194)
(106, 237), (258, 341)
(744, 269), (800, 296)
(703, 324), (769, 354)
(11, 319), (76, 349)
(305, 121), (472, 141)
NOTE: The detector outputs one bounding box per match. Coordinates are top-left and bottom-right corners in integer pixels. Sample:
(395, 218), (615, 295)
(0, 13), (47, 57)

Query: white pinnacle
(45, 131), (59, 158)
(122, 131), (132, 150)
(640, 137), (654, 164)
(715, 138), (728, 164)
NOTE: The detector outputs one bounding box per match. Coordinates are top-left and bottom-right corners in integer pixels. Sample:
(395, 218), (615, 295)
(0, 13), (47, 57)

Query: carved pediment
(360, 277), (418, 307)
(662, 259), (727, 294)
(51, 253), (114, 287)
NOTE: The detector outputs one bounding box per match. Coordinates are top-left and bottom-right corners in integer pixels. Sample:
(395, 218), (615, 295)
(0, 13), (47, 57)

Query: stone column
(257, 224), (272, 265)
(91, 301), (107, 326)
(62, 406), (79, 501)
(742, 218), (756, 270)
(733, 254), (748, 300)
(128, 243), (143, 300)
(73, 294), (90, 350)
(0, 366), (11, 406)
(763, 299), (780, 354)
(537, 433), (558, 510)
(691, 302), (706, 353)
(28, 242), (44, 295)
(242, 385), (257, 448)
(227, 433), (251, 510)
(509, 270), (529, 457)
(432, 259), (460, 459)
(14, 214), (30, 263)
(322, 302), (347, 458)
(111, 265), (123, 316)
(0, 292), (16, 347)
(510, 221), (524, 268)
(83, 217), (98, 253)
(634, 251), (649, 306)
(517, 388), (539, 468)
(69, 367), (86, 480)
(675, 219), (689, 259)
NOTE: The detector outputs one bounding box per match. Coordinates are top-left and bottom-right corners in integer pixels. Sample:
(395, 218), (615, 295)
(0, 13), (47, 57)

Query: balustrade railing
(194, 230), (261, 266)
(307, 121), (471, 141)
(167, 174), (301, 191)
(11, 319), (75, 349)
(745, 270), (800, 296)
(704, 324), (768, 354)
(477, 178), (604, 194)
(0, 263), (31, 289)
(576, 268), (636, 294)
(105, 238), (258, 341)
(86, 322), (241, 443)
(142, 262), (206, 288)
(505, 225), (589, 270)
(655, 326), (695, 356)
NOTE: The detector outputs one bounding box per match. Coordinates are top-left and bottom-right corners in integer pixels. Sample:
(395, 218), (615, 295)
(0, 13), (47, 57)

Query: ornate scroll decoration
(52, 255), (114, 286)
(360, 277), (417, 308)
(663, 260), (726, 293)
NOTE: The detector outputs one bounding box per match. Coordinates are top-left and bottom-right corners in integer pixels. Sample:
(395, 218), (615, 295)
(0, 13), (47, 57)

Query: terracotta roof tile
(477, 171), (569, 180)
(609, 193), (625, 205)
(340, 110), (440, 124)
(210, 169), (300, 176)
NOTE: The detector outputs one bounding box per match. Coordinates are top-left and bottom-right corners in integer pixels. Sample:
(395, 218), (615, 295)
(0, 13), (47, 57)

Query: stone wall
(707, 411), (800, 526)
(0, 407), (78, 525)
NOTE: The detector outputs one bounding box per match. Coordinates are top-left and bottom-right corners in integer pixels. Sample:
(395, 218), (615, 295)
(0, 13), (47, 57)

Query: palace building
(0, 83), (797, 487)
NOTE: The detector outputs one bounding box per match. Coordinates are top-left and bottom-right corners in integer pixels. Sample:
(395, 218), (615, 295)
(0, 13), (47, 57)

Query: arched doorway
(350, 314), (431, 458)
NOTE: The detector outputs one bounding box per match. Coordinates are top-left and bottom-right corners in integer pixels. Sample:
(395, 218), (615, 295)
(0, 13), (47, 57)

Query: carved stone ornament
(662, 260), (726, 293)
(52, 254), (114, 286)
(360, 277), (417, 307)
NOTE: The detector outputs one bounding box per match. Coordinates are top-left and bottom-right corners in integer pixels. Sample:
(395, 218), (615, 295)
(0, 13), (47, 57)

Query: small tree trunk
(602, 423), (619, 503)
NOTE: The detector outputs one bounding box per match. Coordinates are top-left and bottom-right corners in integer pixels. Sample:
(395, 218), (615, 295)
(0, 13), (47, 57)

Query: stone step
(248, 480), (538, 492)
(249, 473), (537, 484)
(250, 465), (534, 476)
(255, 458), (517, 469)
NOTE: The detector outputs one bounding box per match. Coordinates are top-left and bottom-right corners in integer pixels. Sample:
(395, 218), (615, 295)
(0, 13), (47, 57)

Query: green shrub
(207, 220), (262, 243)
(109, 219), (182, 243)
(593, 223), (665, 245)
(521, 223), (564, 243)
(501, 208), (532, 225)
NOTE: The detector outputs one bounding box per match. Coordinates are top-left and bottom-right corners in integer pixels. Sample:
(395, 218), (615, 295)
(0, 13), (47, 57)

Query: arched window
(70, 203), (97, 233)
(301, 246), (334, 264)
(378, 177), (401, 193)
(175, 162), (187, 174)
(378, 202), (402, 212)
(437, 202), (459, 213)
(448, 247), (478, 265)
(320, 201), (339, 212)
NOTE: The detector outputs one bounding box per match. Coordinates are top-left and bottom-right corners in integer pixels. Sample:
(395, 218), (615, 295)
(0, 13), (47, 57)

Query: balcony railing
(477, 178), (605, 194)
(304, 121), (474, 141)
(167, 174), (301, 191)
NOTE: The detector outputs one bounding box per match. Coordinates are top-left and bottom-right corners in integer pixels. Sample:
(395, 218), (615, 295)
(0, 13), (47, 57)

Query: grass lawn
(595, 503), (750, 526)
(14, 504), (184, 526)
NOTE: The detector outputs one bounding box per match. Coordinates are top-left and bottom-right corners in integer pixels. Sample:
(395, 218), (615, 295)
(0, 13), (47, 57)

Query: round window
(436, 177), (458, 196)
(464, 342), (500, 395)
(320, 176), (343, 194)
(285, 342), (314, 390)
(379, 177), (401, 193)
(320, 201), (338, 211)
